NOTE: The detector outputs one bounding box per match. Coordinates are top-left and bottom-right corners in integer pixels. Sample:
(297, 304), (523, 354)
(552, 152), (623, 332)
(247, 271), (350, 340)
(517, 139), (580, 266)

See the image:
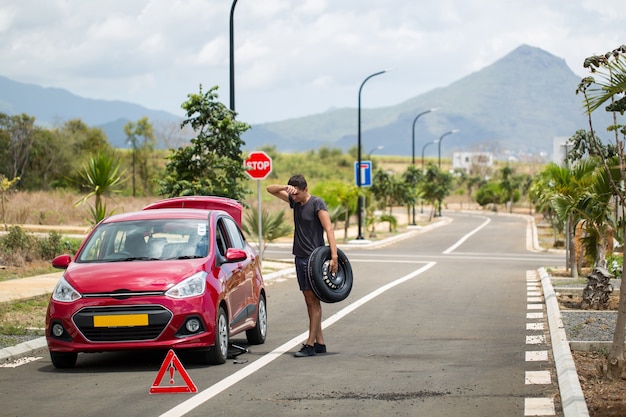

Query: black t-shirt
(289, 195), (328, 257)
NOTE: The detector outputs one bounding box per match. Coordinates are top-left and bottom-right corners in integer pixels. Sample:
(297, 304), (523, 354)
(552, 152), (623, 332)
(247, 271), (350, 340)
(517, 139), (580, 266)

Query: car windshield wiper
(108, 256), (161, 262)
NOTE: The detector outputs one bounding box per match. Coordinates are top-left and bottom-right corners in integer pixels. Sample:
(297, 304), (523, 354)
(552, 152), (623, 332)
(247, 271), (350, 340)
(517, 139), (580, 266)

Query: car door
(217, 217), (253, 332)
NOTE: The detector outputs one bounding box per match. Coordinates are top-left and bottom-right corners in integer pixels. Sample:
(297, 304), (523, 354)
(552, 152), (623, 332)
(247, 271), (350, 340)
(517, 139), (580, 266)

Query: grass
(0, 261), (58, 282)
(0, 294), (49, 336)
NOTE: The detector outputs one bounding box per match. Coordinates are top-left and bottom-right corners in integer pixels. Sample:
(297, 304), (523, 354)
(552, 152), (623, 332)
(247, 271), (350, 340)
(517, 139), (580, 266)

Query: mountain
(241, 45), (609, 159)
(0, 75), (181, 148)
(0, 45), (609, 158)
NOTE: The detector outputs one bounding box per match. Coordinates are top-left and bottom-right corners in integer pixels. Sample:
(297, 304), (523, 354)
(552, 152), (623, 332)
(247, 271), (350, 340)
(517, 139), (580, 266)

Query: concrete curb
(539, 267), (590, 417)
(0, 336), (47, 363)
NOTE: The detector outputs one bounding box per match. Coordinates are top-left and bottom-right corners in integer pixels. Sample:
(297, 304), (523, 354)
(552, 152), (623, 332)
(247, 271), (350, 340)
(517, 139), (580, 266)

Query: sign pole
(244, 151), (272, 261)
(257, 179), (263, 262)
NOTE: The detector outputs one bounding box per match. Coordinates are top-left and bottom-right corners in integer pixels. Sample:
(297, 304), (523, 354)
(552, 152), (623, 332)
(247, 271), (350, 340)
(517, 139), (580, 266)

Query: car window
(222, 217), (246, 250)
(76, 219), (209, 262)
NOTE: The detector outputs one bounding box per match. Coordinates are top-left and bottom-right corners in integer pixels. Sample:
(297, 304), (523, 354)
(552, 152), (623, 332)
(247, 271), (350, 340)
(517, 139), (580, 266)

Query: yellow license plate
(93, 314), (149, 327)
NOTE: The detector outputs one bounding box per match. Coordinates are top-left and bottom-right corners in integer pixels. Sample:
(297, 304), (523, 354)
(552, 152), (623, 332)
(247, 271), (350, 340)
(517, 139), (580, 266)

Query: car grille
(73, 305), (173, 342)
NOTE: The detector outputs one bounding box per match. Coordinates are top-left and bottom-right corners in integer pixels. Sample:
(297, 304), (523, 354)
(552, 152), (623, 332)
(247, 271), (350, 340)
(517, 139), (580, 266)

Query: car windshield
(76, 219), (209, 262)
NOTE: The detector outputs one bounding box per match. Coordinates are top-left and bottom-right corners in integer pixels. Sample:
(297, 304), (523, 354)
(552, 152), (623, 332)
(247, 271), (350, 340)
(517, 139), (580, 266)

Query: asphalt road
(0, 211), (565, 417)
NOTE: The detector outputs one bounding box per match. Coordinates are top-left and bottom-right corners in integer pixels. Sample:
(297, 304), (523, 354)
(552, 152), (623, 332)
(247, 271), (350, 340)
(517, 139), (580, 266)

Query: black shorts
(294, 256), (311, 291)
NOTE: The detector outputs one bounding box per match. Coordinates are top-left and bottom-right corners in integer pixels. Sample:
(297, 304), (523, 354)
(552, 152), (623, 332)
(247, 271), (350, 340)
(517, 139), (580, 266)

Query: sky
(1, 0), (624, 124)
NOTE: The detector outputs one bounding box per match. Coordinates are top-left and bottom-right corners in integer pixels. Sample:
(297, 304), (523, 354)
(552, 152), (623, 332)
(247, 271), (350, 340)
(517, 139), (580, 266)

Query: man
(267, 174), (339, 357)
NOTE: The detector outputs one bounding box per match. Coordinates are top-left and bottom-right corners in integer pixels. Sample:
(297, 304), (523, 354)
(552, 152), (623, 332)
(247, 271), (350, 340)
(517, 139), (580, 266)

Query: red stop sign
(244, 151), (272, 180)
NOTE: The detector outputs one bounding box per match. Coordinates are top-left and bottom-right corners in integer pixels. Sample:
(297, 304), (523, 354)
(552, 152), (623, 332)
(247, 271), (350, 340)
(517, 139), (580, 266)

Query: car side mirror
(52, 254), (72, 269)
(224, 248), (247, 263)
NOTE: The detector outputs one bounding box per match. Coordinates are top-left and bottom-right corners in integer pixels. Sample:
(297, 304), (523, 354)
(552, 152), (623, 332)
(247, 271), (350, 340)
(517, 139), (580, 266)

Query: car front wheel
(205, 306), (228, 365)
(246, 293), (267, 345)
(50, 351), (78, 368)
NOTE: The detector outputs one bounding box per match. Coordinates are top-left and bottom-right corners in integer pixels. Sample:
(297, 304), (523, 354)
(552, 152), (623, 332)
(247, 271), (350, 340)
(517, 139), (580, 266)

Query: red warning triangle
(150, 349), (198, 394)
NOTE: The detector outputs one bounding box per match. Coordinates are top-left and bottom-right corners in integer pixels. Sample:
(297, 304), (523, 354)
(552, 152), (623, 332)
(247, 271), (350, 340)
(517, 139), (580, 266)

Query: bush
(0, 227), (79, 267)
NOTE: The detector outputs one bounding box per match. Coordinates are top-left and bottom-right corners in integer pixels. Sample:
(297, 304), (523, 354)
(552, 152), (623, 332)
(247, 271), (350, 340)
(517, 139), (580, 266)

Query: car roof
(100, 208), (226, 224)
(143, 196), (242, 226)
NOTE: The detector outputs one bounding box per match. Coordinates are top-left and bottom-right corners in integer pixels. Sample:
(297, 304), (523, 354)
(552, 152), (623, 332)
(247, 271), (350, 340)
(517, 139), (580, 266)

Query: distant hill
(242, 45), (612, 159)
(0, 75), (181, 148)
(0, 45), (611, 158)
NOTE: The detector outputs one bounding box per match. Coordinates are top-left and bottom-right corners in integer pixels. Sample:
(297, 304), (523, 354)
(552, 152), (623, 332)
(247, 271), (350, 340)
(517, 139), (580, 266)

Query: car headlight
(52, 277), (82, 302)
(166, 271), (207, 299)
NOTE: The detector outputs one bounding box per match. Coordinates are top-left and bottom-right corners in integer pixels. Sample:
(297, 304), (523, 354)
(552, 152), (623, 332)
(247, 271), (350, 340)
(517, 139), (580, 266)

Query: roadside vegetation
(2, 45), (626, 389)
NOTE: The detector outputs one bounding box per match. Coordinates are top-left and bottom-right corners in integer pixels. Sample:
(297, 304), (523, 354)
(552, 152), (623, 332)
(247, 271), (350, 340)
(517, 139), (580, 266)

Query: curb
(539, 267), (590, 417)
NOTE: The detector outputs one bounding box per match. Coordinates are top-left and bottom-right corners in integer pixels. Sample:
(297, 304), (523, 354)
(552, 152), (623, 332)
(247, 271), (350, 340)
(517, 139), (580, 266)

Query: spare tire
(307, 246), (353, 303)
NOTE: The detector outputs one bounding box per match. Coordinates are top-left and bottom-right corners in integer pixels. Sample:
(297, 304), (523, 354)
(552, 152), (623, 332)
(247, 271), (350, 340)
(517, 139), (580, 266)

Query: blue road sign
(354, 160), (372, 187)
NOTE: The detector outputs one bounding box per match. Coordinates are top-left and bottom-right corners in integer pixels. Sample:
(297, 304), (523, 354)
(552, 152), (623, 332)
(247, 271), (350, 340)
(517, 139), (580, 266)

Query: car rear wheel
(246, 293), (267, 345)
(308, 246), (353, 303)
(50, 351), (78, 368)
(205, 306), (228, 365)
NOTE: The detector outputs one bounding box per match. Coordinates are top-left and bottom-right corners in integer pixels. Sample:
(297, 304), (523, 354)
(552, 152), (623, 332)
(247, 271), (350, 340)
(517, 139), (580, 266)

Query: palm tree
(242, 208), (292, 258)
(576, 45), (626, 379)
(75, 152), (126, 225)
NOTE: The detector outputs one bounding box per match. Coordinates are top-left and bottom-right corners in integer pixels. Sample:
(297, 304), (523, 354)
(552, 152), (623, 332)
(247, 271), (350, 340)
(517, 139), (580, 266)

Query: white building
(552, 136), (570, 165)
(452, 152), (493, 174)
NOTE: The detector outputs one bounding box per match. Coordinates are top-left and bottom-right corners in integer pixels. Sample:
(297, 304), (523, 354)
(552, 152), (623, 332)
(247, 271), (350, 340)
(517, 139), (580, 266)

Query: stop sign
(244, 151), (272, 180)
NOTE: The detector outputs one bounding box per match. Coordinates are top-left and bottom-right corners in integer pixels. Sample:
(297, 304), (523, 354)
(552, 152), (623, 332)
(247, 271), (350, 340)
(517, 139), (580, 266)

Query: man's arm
(266, 184), (294, 203)
(318, 209), (339, 273)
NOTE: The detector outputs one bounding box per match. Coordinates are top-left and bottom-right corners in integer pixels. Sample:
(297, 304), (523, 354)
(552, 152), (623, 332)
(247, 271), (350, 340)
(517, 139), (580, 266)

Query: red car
(46, 197), (266, 368)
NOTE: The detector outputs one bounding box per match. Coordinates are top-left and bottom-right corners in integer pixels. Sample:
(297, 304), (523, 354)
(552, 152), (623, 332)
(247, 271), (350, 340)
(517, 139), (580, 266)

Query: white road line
(525, 370), (552, 385)
(442, 217), (491, 254)
(159, 262), (437, 417)
(525, 398), (555, 415)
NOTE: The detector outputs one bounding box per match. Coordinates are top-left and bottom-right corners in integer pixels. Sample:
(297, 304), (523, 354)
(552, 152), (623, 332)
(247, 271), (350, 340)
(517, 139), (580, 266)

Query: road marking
(524, 270), (555, 416)
(526, 351), (548, 361)
(442, 217), (491, 254)
(525, 370), (552, 384)
(525, 398), (556, 415)
(0, 356), (42, 368)
(527, 322), (544, 331)
(526, 335), (545, 344)
(159, 262), (437, 417)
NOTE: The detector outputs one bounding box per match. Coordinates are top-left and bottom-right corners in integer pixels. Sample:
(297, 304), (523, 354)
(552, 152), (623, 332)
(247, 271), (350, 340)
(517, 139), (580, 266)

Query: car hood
(62, 260), (208, 294)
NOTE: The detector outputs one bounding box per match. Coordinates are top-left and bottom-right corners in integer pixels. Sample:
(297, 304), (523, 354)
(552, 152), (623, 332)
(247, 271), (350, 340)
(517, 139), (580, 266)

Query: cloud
(0, 0), (624, 123)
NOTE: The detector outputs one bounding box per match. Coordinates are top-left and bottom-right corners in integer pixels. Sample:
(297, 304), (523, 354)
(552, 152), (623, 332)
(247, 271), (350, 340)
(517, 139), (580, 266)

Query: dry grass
(4, 190), (158, 228)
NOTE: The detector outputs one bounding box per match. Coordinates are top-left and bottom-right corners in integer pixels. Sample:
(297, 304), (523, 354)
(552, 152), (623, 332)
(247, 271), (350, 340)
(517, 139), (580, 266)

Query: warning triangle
(150, 349), (198, 394)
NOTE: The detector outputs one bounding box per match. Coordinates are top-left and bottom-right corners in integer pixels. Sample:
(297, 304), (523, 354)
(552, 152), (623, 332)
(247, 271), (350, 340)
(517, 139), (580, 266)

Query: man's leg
(303, 289), (324, 346)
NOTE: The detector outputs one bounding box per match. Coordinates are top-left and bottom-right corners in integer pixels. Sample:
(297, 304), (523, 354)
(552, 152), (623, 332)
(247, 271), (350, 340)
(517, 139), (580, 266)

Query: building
(452, 152), (493, 175)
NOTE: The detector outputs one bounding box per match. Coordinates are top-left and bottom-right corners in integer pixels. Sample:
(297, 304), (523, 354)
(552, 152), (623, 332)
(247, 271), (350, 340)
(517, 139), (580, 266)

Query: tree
(75, 152), (126, 225)
(0, 175), (20, 229)
(575, 44), (626, 378)
(125, 117), (156, 196)
(0, 113), (38, 182)
(241, 208), (292, 258)
(402, 165), (422, 224)
(421, 163), (453, 219)
(312, 180), (358, 242)
(158, 85), (250, 201)
(475, 182), (505, 211)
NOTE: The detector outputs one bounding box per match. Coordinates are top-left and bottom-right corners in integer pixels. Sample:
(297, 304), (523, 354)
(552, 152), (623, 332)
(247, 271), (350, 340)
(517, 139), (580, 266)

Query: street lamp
(437, 129), (460, 168)
(421, 140), (439, 172)
(436, 129), (459, 217)
(357, 70), (389, 240)
(229, 0), (238, 111)
(411, 108), (439, 165)
(367, 145), (384, 158)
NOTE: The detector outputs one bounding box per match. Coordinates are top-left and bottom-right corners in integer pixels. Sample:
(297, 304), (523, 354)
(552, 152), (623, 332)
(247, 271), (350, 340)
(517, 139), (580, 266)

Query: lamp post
(367, 145), (384, 158)
(437, 129), (460, 168)
(436, 129), (459, 217)
(411, 108), (438, 165)
(421, 140), (438, 172)
(357, 70), (389, 240)
(229, 0), (238, 111)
